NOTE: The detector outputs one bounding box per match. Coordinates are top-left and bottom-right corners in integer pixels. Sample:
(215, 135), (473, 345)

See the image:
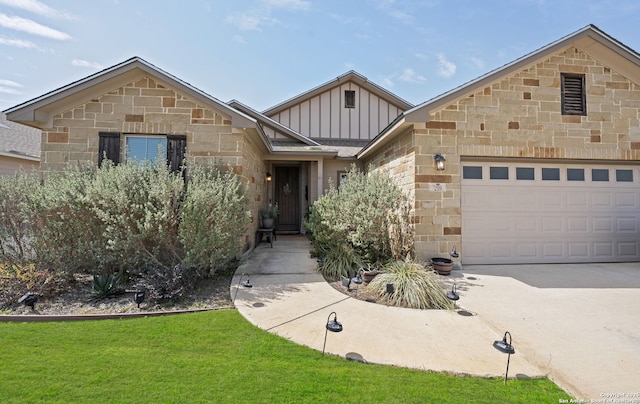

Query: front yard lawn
(0, 310), (570, 403)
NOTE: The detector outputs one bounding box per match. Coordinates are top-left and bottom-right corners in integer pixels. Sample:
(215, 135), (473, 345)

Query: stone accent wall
(41, 76), (239, 173)
(240, 132), (269, 251)
(398, 47), (640, 260)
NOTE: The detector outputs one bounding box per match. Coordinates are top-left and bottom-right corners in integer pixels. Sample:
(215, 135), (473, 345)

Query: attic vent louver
(561, 73), (586, 115)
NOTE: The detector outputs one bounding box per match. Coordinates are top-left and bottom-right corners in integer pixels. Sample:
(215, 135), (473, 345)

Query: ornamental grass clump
(368, 259), (453, 310)
(318, 243), (364, 281)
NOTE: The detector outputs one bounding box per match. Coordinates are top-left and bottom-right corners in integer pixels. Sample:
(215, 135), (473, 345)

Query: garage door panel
(462, 162), (640, 264)
(568, 217), (588, 232)
(618, 242), (639, 257)
(592, 217), (613, 232)
(617, 217), (637, 232)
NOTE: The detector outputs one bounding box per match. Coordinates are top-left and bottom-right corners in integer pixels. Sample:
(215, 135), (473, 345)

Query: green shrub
(25, 165), (105, 276)
(87, 160), (185, 273)
(179, 165), (250, 276)
(0, 171), (39, 266)
(368, 259), (453, 310)
(90, 273), (124, 300)
(0, 161), (250, 289)
(318, 243), (364, 281)
(306, 164), (412, 264)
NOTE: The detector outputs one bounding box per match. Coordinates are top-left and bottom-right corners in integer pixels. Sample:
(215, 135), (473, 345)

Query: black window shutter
(167, 135), (187, 173)
(561, 73), (586, 115)
(98, 132), (121, 166)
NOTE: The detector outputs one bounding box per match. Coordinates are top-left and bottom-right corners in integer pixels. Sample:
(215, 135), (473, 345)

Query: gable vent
(561, 73), (586, 115)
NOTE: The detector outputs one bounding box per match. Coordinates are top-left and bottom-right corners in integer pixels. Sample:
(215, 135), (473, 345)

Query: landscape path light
(493, 331), (515, 384)
(322, 311), (343, 355)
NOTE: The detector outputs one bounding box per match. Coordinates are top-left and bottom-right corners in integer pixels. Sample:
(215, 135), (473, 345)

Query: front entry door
(274, 166), (300, 232)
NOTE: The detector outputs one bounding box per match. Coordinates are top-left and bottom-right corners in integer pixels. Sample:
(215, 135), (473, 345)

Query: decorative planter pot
(261, 217), (274, 229)
(361, 268), (379, 283)
(431, 257), (453, 275)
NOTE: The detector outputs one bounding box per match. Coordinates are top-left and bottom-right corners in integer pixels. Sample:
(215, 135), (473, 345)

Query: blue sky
(1, 0), (639, 112)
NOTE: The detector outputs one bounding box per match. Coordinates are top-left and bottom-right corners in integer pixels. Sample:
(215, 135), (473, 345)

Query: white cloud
(399, 67), (425, 83)
(71, 59), (103, 69)
(0, 79), (22, 94)
(260, 0), (311, 11)
(0, 0), (76, 19)
(437, 53), (456, 78)
(0, 36), (38, 48)
(389, 9), (413, 24)
(0, 78), (22, 87)
(226, 13), (274, 31)
(470, 56), (485, 70)
(0, 13), (71, 40)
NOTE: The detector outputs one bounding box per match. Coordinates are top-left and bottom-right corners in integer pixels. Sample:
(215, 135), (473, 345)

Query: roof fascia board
(357, 114), (408, 160)
(0, 151), (40, 161)
(229, 100), (319, 146)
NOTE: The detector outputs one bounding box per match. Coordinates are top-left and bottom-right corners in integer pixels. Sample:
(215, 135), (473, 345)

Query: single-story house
(4, 24), (640, 265)
(0, 112), (40, 175)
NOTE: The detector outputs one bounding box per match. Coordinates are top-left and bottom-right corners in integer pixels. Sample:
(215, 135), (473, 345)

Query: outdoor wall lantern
(434, 154), (446, 171)
(265, 172), (272, 182)
(232, 273), (253, 304)
(323, 311), (343, 355)
(493, 331), (515, 384)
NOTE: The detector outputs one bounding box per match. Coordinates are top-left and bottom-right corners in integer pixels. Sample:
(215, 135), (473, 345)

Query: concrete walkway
(232, 235), (640, 400)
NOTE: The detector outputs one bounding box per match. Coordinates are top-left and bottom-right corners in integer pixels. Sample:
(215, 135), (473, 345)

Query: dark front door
(274, 166), (300, 232)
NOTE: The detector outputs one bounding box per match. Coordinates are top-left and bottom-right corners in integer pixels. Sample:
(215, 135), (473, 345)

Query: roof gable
(405, 24), (640, 122)
(4, 57), (257, 130)
(359, 24), (640, 159)
(263, 70), (414, 116)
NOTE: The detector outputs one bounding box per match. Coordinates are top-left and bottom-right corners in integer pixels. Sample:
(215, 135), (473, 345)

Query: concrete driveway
(455, 262), (640, 400)
(234, 236), (640, 400)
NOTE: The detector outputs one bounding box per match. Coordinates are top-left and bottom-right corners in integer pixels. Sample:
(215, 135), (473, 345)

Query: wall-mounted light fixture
(266, 172), (272, 182)
(434, 154), (446, 171)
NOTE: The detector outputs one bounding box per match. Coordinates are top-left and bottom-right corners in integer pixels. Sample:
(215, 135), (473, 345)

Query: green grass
(0, 310), (570, 403)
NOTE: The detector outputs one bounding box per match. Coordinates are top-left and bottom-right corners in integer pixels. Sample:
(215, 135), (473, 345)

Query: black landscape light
(232, 273), (253, 304)
(446, 283), (459, 301)
(322, 311), (343, 355)
(493, 331), (515, 384)
(450, 245), (459, 258)
(351, 269), (363, 297)
(18, 292), (38, 311)
(134, 290), (146, 308)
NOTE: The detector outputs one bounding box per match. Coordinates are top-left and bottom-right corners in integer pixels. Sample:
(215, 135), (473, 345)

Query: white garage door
(462, 161), (640, 265)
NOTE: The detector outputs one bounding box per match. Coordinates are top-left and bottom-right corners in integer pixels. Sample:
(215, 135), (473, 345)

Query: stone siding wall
(41, 76), (240, 173)
(411, 47), (640, 259)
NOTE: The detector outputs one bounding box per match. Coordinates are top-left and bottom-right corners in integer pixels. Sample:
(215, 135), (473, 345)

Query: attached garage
(462, 161), (640, 264)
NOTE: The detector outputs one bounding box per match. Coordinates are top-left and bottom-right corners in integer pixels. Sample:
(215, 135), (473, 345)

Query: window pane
(616, 169), (633, 182)
(463, 166), (482, 179)
(126, 137), (167, 162)
(516, 167), (534, 180)
(567, 168), (584, 181)
(489, 166), (508, 180)
(592, 169), (609, 182)
(542, 168), (560, 181)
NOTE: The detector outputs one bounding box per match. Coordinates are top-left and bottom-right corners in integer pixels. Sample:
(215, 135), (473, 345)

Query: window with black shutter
(561, 73), (586, 115)
(98, 132), (121, 166)
(167, 134), (187, 173)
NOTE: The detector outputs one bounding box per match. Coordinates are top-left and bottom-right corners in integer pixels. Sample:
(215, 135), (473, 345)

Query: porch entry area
(274, 165), (301, 233)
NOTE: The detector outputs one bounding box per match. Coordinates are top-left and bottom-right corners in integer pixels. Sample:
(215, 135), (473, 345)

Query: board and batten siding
(267, 81), (404, 141)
